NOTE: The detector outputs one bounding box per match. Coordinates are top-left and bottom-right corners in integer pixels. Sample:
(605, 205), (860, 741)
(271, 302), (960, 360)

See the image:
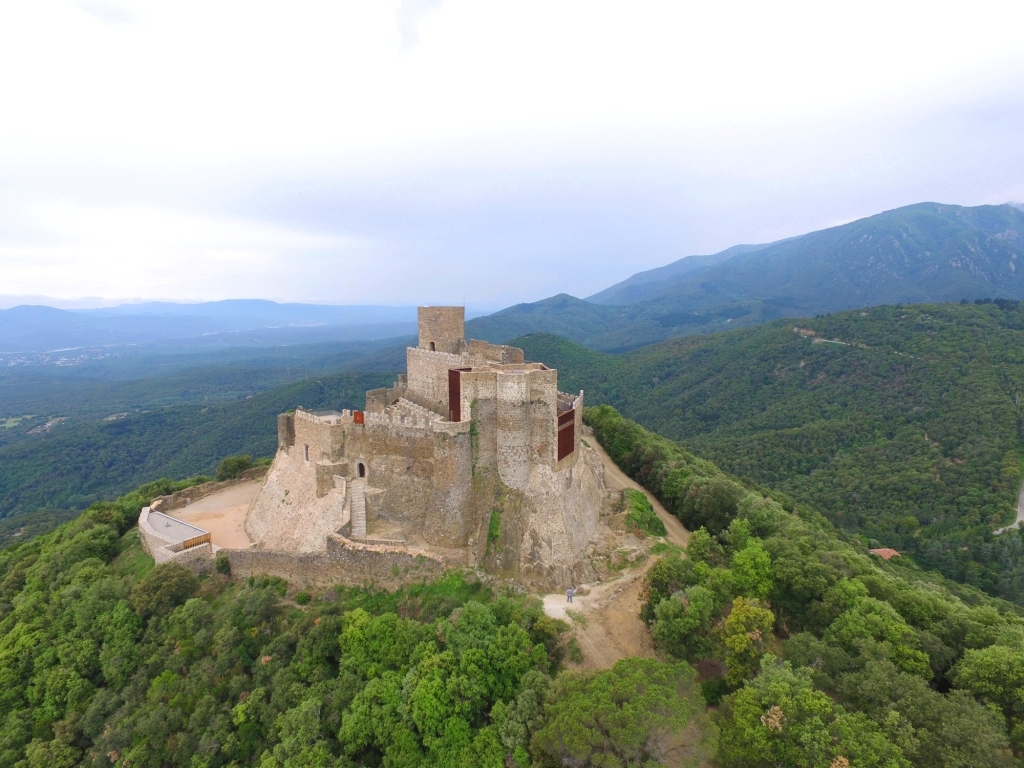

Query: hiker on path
(566, 587), (574, 603)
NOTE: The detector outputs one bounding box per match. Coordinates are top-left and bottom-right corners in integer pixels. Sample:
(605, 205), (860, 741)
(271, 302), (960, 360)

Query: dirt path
(543, 559), (656, 670)
(540, 440), (690, 670)
(169, 480), (260, 549)
(589, 438), (689, 547)
(995, 480), (1024, 535)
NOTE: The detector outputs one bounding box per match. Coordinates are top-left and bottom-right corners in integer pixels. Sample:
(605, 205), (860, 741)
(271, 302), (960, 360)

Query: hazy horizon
(2, 1), (1023, 307)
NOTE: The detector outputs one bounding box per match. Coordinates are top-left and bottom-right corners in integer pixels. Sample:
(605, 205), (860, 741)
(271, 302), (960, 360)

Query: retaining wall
(221, 535), (445, 589)
(149, 466), (269, 512)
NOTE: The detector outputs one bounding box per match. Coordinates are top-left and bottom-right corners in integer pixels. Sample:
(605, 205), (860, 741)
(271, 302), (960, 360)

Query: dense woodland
(589, 405), (1024, 766)
(518, 300), (1024, 603)
(0, 372), (391, 520)
(2, 407), (1023, 765)
(0, 473), (709, 768)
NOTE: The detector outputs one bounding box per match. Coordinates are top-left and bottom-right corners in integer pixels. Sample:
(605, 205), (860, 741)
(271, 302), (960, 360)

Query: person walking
(566, 587), (574, 604)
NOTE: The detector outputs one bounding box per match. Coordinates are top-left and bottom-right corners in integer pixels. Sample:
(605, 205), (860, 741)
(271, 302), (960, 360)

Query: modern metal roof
(148, 510), (209, 544)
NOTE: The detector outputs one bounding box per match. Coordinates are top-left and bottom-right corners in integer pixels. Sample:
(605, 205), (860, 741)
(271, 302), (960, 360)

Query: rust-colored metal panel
(448, 368), (462, 422)
(558, 409), (575, 427)
(353, 410), (364, 425)
(557, 420), (575, 461)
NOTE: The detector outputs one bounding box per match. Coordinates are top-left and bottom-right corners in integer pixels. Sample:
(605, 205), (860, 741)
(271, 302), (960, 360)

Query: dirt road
(589, 437), (689, 547)
(995, 480), (1024, 535)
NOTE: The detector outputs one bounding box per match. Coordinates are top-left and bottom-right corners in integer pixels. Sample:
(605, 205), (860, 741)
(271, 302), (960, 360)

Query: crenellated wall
(238, 307), (603, 591)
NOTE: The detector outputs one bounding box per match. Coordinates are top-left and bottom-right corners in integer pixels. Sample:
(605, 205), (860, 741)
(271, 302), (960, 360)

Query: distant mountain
(0, 301), (418, 354)
(472, 202), (1024, 350)
(586, 241), (790, 305)
(77, 300), (415, 325)
(511, 299), (1024, 602)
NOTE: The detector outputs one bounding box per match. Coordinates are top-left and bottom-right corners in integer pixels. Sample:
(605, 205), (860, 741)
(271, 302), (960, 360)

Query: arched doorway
(357, 462), (366, 478)
(429, 341), (436, 351)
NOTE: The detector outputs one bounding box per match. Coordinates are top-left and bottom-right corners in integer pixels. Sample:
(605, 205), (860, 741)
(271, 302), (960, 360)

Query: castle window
(304, 444), (309, 463)
(429, 341), (436, 351)
(358, 462), (366, 478)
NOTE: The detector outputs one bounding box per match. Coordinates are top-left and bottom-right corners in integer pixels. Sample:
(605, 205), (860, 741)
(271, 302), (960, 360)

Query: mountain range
(4, 201), (1024, 356)
(0, 301), (418, 355)
(468, 202), (1024, 350)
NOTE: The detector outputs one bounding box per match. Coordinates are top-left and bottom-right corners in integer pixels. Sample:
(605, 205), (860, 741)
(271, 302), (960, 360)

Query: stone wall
(405, 346), (463, 416)
(245, 446), (349, 552)
(149, 466), (269, 513)
(222, 534), (446, 589)
(418, 306), (465, 354)
(138, 506), (215, 567)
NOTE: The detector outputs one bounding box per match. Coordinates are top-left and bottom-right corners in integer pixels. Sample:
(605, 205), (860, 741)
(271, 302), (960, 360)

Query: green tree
(679, 476), (745, 534)
(531, 658), (704, 768)
(128, 562), (198, 619)
(731, 540), (773, 600)
(723, 597), (775, 687)
(824, 599), (931, 678)
(717, 656), (910, 768)
(652, 585), (717, 661)
(216, 454), (254, 481)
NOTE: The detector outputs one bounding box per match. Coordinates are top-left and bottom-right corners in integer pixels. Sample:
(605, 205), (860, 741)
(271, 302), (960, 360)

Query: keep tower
(418, 306), (465, 354)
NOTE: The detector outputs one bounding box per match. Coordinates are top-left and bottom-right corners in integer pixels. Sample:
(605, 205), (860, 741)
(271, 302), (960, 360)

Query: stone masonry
(242, 306), (606, 589)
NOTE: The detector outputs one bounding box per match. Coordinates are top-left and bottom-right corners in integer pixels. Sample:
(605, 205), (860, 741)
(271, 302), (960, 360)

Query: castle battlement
(245, 305), (603, 589)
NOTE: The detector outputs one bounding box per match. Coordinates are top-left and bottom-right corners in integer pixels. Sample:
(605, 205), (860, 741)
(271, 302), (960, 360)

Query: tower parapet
(418, 306), (465, 354)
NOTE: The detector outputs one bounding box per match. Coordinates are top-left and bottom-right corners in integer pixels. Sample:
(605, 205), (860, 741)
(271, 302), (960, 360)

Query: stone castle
(241, 306), (606, 588)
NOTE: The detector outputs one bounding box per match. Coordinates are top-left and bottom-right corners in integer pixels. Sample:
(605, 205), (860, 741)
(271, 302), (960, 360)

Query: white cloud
(0, 1), (1022, 305)
(0, 201), (377, 302)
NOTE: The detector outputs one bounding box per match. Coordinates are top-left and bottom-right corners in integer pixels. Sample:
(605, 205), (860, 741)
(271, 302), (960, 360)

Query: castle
(242, 306), (606, 588)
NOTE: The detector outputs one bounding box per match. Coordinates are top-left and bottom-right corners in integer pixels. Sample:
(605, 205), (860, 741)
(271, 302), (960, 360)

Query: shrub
(216, 454), (253, 481)
(295, 591), (311, 605)
(130, 563), (198, 619)
(624, 489), (667, 536)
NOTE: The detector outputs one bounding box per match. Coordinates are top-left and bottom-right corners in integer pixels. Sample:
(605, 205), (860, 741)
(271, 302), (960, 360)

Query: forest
(0, 472), (709, 768)
(517, 300), (1024, 603)
(2, 406), (1024, 765)
(588, 405), (1024, 766)
(0, 372), (391, 520)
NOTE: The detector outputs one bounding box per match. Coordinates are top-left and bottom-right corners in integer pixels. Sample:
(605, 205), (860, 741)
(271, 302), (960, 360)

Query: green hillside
(0, 372), (392, 519)
(0, 407), (1019, 766)
(516, 299), (1024, 602)
(471, 203), (1024, 351)
(589, 406), (1021, 765)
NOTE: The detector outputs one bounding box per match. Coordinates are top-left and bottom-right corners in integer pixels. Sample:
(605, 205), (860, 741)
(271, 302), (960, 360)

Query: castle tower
(418, 306), (464, 355)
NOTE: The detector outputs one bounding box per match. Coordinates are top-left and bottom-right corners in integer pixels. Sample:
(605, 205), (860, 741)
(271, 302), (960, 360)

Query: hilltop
(469, 202), (1024, 350)
(514, 299), (1024, 603)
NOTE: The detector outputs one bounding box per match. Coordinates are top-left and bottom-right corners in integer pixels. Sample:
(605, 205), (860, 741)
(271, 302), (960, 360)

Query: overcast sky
(1, 1), (1023, 308)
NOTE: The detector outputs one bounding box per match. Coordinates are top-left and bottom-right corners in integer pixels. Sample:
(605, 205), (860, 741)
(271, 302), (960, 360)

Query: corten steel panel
(353, 411), (364, 425)
(557, 419), (575, 461)
(448, 368), (470, 422)
(558, 409), (575, 426)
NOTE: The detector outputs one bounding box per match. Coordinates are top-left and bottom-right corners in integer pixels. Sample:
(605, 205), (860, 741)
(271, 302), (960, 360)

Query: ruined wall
(245, 437), (348, 553)
(149, 466), (269, 512)
(365, 376), (408, 414)
(351, 415), (476, 548)
(468, 339), (524, 364)
(222, 535), (445, 589)
(405, 347), (464, 416)
(418, 306), (465, 354)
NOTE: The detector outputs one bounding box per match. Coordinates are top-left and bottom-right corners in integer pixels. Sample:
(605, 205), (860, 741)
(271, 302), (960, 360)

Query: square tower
(418, 306), (465, 354)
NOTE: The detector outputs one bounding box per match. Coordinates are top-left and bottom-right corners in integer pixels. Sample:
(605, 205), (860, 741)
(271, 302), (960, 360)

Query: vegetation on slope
(472, 203), (1024, 351)
(587, 404), (1023, 765)
(0, 477), (708, 768)
(0, 372), (392, 519)
(517, 299), (1024, 603)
